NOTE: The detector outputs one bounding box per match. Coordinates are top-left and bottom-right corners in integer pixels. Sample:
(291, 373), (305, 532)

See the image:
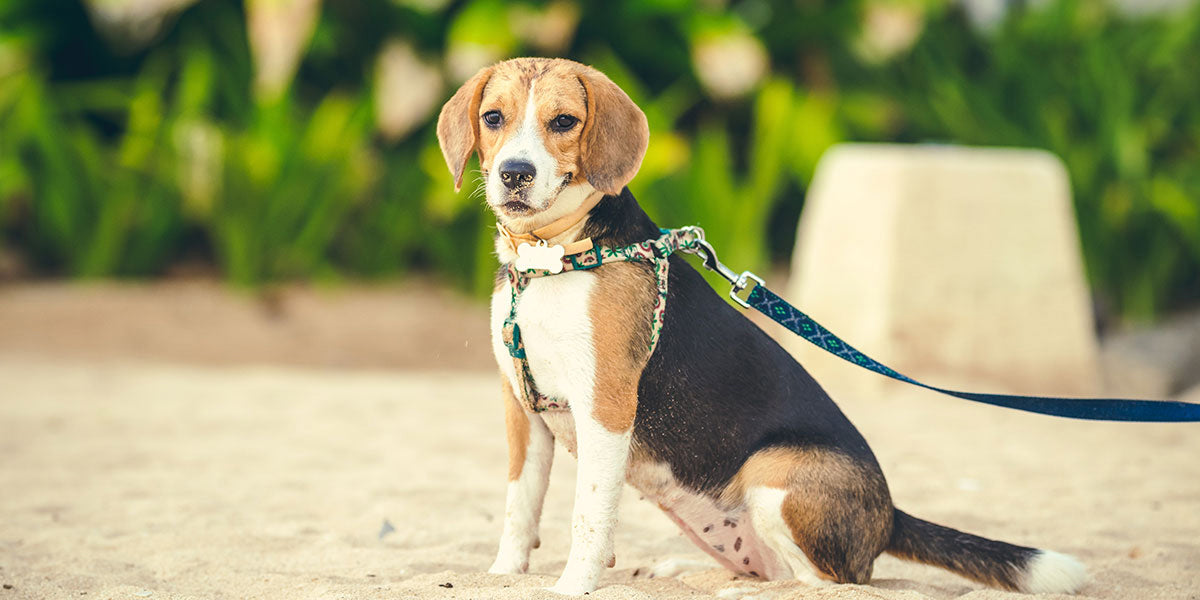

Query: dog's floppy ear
(578, 69), (649, 195)
(437, 67), (492, 191)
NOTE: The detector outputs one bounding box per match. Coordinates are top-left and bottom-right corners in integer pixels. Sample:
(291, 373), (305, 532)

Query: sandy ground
(0, 280), (494, 371)
(0, 279), (790, 375)
(1, 354), (1198, 600)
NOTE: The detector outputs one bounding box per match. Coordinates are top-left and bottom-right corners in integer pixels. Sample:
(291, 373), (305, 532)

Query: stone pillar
(783, 144), (1101, 397)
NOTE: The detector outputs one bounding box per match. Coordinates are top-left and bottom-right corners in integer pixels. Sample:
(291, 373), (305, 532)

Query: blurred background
(1, 0), (1198, 382)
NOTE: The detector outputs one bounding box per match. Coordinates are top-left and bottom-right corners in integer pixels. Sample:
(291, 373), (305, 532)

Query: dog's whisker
(468, 182), (488, 201)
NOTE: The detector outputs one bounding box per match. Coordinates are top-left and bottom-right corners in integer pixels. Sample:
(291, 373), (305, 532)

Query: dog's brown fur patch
(536, 74), (592, 179)
(436, 67), (492, 190)
(722, 447), (810, 496)
(577, 70), (648, 194)
(587, 262), (657, 432)
(502, 378), (530, 481)
(725, 446), (894, 584)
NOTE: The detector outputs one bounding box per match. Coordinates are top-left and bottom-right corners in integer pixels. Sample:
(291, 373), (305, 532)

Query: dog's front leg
(549, 405), (633, 595)
(490, 380), (555, 575)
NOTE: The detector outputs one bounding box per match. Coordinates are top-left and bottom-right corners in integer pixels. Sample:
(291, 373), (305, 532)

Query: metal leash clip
(680, 226), (765, 309)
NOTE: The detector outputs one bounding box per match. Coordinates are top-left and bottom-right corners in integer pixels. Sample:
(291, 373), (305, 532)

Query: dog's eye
(482, 111), (503, 128)
(549, 114), (578, 132)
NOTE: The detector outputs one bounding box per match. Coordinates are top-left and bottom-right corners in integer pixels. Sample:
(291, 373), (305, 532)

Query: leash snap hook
(729, 270), (765, 309)
(689, 234), (764, 309)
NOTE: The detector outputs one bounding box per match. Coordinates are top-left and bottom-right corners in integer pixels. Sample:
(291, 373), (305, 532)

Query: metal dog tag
(514, 241), (565, 273)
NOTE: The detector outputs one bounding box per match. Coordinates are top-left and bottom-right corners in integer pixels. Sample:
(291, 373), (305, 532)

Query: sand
(0, 281), (494, 372)
(1, 353), (1198, 600)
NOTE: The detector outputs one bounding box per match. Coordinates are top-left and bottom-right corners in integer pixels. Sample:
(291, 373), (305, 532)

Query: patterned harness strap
(501, 227), (704, 413)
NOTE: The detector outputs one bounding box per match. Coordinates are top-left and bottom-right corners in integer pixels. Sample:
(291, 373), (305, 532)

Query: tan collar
(496, 190), (605, 256)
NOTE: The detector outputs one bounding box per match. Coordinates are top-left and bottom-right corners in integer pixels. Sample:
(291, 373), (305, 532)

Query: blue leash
(681, 227), (1200, 423)
(747, 285), (1200, 422)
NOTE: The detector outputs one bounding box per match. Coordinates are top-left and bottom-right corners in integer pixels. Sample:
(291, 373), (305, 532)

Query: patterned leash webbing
(502, 228), (703, 413)
(746, 285), (1200, 422)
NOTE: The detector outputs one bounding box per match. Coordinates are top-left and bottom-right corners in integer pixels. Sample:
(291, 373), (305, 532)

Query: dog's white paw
(544, 581), (595, 596)
(716, 586), (764, 600)
(546, 566), (601, 596)
(649, 557), (713, 578)
(488, 554), (529, 575)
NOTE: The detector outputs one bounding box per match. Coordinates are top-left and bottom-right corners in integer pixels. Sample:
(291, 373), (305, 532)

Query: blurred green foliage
(887, 0), (1200, 321)
(0, 0), (1197, 322)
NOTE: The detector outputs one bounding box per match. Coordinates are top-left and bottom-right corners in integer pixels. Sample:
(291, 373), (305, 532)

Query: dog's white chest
(490, 271), (597, 407)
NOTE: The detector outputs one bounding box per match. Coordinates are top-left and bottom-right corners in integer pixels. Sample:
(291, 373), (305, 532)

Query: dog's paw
(544, 581), (595, 596)
(546, 569), (600, 596)
(487, 556), (529, 575)
(649, 557), (713, 578)
(715, 586), (768, 600)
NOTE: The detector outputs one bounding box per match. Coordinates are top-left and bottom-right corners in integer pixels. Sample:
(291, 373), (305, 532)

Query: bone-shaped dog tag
(514, 242), (565, 273)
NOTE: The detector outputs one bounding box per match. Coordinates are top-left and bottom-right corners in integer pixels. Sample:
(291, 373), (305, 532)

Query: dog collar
(496, 190), (606, 259)
(508, 227), (703, 279)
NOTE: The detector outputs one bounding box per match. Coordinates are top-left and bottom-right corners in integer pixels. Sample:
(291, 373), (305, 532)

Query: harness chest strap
(501, 227), (704, 413)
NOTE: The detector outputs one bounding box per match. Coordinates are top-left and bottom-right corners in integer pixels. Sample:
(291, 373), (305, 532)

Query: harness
(501, 227), (703, 412)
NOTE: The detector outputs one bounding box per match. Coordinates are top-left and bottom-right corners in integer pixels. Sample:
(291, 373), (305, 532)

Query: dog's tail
(886, 509), (1087, 594)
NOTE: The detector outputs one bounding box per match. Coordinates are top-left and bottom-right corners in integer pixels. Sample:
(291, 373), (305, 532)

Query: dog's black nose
(499, 160), (536, 189)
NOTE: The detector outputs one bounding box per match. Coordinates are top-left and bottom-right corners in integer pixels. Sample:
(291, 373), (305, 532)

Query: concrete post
(784, 144), (1101, 397)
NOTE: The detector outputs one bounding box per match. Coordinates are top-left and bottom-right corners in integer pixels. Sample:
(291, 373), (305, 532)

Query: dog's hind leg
(745, 486), (832, 584)
(739, 487), (835, 585)
(732, 446), (893, 586)
(489, 380), (555, 575)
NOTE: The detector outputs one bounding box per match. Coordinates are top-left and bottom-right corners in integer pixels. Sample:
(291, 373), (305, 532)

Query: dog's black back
(583, 188), (881, 494)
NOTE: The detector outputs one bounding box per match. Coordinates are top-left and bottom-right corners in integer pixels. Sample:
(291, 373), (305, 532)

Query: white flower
(246, 0), (322, 99)
(692, 30), (768, 100)
(446, 42), (502, 85)
(856, 2), (923, 63)
(84, 0), (200, 48)
(375, 41), (444, 141)
(509, 0), (580, 54)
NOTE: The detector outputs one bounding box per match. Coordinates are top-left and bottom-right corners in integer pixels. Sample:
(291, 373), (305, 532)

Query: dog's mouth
(493, 186), (536, 216)
(501, 200), (533, 215)
(491, 173), (573, 217)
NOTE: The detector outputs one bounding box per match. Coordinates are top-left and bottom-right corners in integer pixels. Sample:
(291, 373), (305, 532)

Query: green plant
(212, 94), (376, 285)
(0, 0), (1196, 324)
(881, 0), (1200, 320)
(0, 43), (185, 277)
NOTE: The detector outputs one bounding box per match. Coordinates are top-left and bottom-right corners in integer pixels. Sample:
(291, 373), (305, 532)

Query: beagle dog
(435, 57), (1087, 596)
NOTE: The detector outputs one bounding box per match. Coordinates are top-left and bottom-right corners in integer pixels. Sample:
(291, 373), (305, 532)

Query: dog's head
(436, 57), (649, 230)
